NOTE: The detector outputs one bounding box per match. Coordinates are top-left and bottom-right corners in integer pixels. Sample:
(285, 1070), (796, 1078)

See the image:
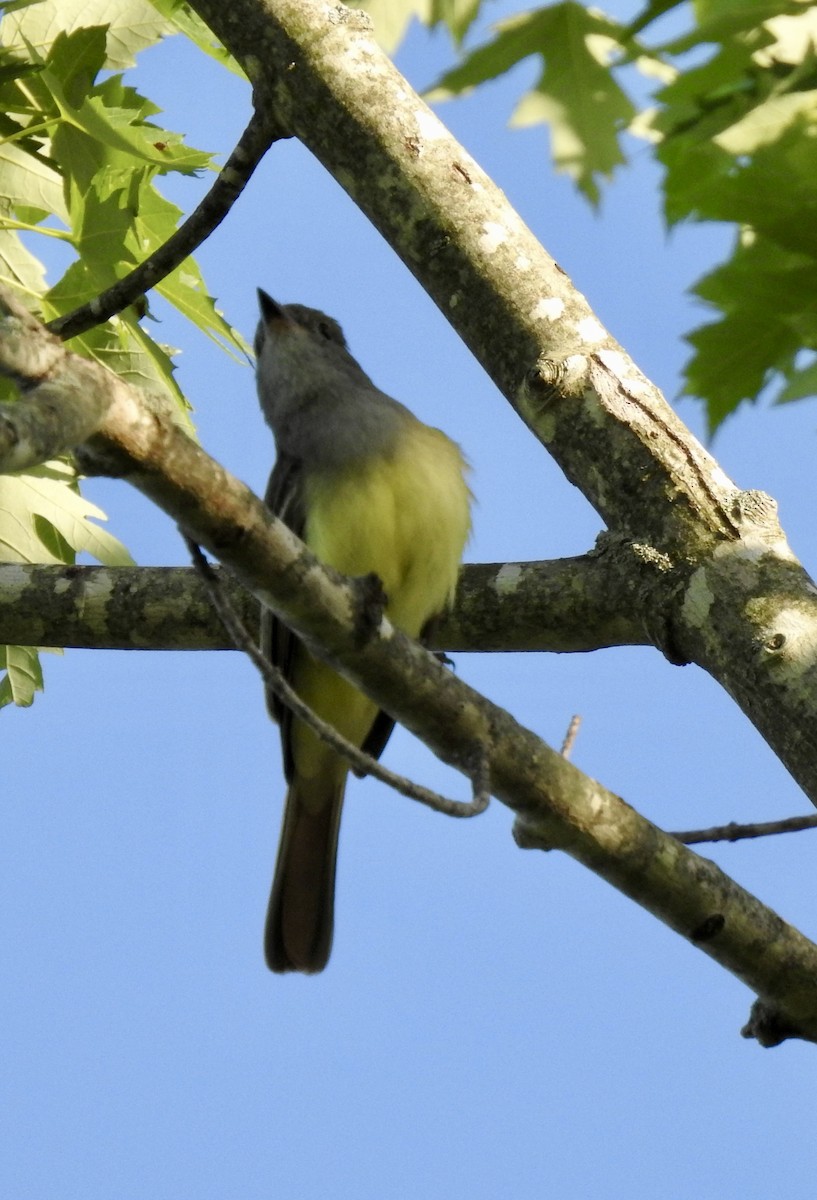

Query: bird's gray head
(254, 288), (408, 466)
(254, 289), (377, 433)
(254, 290), (348, 359)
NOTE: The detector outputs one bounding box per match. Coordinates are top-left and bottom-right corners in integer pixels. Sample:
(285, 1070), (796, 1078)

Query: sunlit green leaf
(683, 236), (817, 429)
(0, 643), (44, 708)
(657, 1), (802, 55)
(2, 0), (177, 68)
(0, 226), (47, 295)
(354, 0), (431, 52)
(715, 89), (817, 153)
(146, 0), (244, 75)
(776, 356), (817, 404)
(430, 3), (633, 204)
(0, 139), (68, 223)
(0, 460), (133, 566)
(430, 0), (484, 45)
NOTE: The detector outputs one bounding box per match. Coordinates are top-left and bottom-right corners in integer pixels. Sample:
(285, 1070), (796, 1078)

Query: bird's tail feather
(265, 778), (345, 974)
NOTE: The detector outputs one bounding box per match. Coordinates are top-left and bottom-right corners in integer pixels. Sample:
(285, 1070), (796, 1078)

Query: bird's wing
(261, 453), (306, 783)
(260, 452), (408, 780)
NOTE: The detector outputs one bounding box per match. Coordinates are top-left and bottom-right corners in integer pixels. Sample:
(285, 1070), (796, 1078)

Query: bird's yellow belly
(290, 422), (471, 786)
(303, 423), (471, 638)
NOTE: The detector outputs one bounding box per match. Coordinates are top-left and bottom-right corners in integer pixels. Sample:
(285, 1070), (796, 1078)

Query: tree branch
(0, 555), (651, 652)
(0, 290), (115, 469)
(47, 108), (281, 341)
(673, 814), (817, 845)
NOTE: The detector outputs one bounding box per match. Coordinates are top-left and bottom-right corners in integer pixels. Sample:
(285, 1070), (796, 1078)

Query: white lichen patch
(414, 107), (445, 142)
(583, 784), (636, 852)
(515, 254), (532, 272)
(574, 316), (606, 345)
(594, 347), (630, 376)
(713, 533), (798, 567)
(532, 296), (565, 322)
(681, 566), (715, 628)
(479, 221), (507, 254)
(494, 563), (523, 593)
(710, 465), (735, 492)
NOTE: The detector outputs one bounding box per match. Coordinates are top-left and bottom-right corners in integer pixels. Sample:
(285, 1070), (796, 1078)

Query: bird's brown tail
(264, 779), (345, 973)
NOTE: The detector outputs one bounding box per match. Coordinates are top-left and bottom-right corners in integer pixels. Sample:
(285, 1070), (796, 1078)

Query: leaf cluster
(0, 0), (244, 705)
(416, 0), (817, 430)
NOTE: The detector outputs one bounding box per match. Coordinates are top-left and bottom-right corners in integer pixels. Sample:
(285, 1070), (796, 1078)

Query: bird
(255, 290), (471, 972)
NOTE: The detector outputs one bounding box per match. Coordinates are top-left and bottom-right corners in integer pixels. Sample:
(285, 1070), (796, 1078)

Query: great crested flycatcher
(255, 290), (471, 973)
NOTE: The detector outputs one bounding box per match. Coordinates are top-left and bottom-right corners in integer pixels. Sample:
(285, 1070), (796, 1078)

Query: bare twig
(560, 714), (581, 759)
(185, 537), (489, 819)
(48, 108), (281, 340)
(672, 814), (817, 845)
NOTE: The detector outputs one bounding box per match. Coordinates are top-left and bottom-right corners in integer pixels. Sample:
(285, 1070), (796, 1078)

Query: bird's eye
(317, 321), (333, 341)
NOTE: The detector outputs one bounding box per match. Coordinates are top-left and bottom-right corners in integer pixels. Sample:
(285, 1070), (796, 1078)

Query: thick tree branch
(0, 555), (651, 652)
(0, 290), (115, 468)
(1, 299), (816, 1044)
(185, 0), (817, 806)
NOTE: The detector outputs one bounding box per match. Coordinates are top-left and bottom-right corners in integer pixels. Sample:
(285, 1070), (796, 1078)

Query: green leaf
(156, 261), (252, 360)
(650, 37), (761, 146)
(3, 0), (177, 69)
(658, 1), (804, 55)
(0, 459), (128, 706)
(0, 137), (68, 223)
(658, 135), (734, 225)
(0, 226), (47, 295)
(0, 644), (44, 708)
(354, 0), (432, 53)
(43, 51), (209, 177)
(715, 88), (817, 153)
(776, 356), (817, 404)
(146, 0), (244, 76)
(430, 0), (483, 45)
(682, 118), (817, 256)
(683, 237), (817, 429)
(0, 1), (48, 17)
(45, 21), (107, 106)
(359, 0), (485, 49)
(49, 165), (247, 362)
(42, 274), (193, 424)
(0, 460), (133, 566)
(430, 3), (634, 204)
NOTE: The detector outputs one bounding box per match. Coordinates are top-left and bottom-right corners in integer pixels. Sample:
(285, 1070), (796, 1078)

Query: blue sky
(3, 4), (817, 1198)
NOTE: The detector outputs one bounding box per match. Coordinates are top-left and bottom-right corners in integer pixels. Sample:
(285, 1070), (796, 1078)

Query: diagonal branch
(47, 107), (281, 341)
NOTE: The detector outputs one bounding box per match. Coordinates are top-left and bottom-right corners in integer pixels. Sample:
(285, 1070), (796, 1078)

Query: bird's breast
(303, 422), (471, 637)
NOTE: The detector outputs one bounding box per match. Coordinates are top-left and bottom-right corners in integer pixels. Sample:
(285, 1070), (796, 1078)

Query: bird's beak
(257, 288), (287, 324)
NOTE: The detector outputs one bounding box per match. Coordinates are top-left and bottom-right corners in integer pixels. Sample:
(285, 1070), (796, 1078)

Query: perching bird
(255, 291), (471, 973)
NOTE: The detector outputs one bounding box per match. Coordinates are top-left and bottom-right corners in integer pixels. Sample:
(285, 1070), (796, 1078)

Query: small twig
(48, 108), (281, 340)
(671, 814), (817, 845)
(466, 747), (492, 814)
(186, 538), (488, 819)
(560, 713), (581, 758)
